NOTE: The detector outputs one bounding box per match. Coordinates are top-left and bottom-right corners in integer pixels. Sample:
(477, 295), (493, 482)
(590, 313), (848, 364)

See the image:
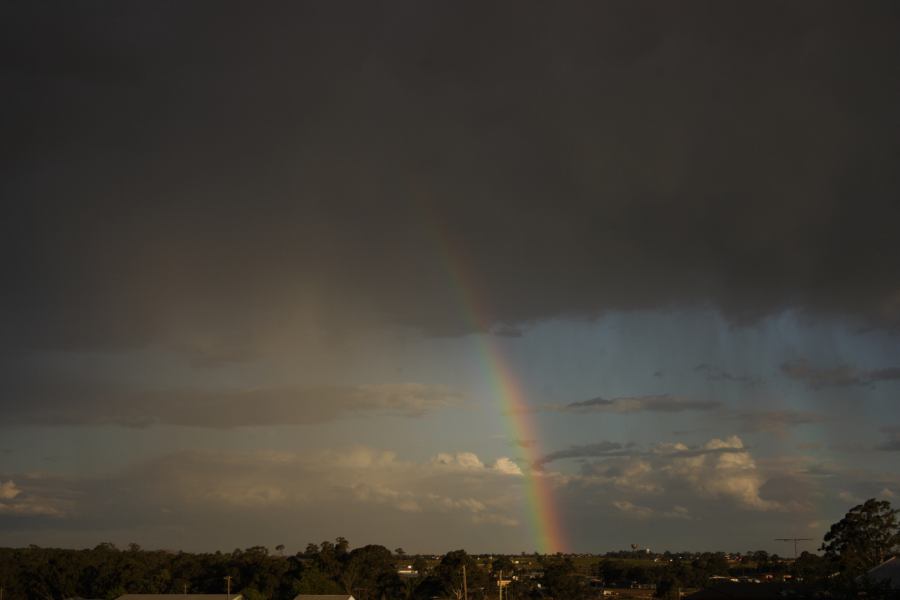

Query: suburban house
(684, 582), (817, 599)
(116, 594), (243, 600)
(292, 596), (355, 600)
(865, 556), (900, 593)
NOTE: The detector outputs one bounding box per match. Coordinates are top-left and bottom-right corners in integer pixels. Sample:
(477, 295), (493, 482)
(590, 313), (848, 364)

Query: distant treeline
(2, 499), (896, 600)
(0, 541), (829, 600)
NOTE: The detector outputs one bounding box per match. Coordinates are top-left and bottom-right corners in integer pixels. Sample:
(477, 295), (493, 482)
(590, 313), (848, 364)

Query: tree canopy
(821, 498), (900, 575)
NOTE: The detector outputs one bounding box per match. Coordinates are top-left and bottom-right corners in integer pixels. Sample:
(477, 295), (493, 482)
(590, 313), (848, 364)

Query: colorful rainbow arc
(431, 224), (567, 555)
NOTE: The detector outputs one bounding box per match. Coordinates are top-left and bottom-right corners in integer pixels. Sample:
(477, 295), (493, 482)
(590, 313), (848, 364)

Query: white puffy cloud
(431, 452), (524, 476)
(663, 437), (779, 510)
(0, 479), (66, 517)
(0, 480), (21, 499)
(493, 457), (523, 476)
(576, 436), (786, 513)
(432, 452), (485, 470)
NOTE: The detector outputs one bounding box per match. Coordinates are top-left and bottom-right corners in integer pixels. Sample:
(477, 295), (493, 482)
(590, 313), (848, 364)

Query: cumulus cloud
(781, 359), (900, 389)
(0, 480), (22, 500)
(432, 452), (485, 471)
(563, 395), (721, 414)
(571, 436), (786, 512)
(0, 381), (459, 428)
(432, 452), (524, 476)
(662, 437), (780, 510)
(493, 457), (524, 476)
(0, 480), (66, 517)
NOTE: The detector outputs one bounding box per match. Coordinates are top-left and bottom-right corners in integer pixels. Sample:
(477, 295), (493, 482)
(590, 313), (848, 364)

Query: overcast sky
(2, 1), (900, 554)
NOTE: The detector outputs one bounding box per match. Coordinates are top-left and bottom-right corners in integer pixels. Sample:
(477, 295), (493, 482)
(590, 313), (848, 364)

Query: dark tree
(427, 550), (488, 600)
(790, 551), (826, 582)
(492, 555), (515, 575)
(821, 498), (899, 574)
(411, 555), (428, 575)
(540, 557), (589, 600)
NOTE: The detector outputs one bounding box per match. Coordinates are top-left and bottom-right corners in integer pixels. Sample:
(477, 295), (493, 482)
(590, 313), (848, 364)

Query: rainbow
(430, 222), (567, 555)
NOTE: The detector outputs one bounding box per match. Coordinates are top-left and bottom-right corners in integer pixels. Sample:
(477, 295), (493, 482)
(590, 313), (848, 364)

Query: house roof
(117, 596), (242, 600)
(292, 596), (355, 600)
(685, 583), (816, 599)
(867, 556), (900, 590)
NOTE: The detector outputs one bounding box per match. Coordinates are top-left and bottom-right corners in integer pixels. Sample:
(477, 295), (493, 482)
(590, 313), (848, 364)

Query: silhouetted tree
(822, 498), (899, 574)
(540, 557), (588, 600)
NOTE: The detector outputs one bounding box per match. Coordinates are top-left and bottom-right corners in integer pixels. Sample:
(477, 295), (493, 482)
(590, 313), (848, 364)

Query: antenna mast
(774, 538), (813, 559)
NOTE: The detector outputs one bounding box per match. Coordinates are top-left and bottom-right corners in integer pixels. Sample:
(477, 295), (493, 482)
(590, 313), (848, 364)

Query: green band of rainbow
(431, 223), (567, 554)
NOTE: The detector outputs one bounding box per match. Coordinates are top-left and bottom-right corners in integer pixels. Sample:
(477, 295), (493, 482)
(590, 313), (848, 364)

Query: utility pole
(498, 570), (503, 600)
(774, 538), (812, 559)
(462, 565), (468, 600)
(183, 583), (188, 595)
(224, 575), (232, 597)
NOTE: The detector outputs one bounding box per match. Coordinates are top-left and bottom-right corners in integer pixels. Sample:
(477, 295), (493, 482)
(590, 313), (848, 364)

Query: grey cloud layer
(0, 381), (458, 428)
(781, 359), (900, 389)
(564, 395), (721, 413)
(537, 437), (748, 468)
(3, 439), (896, 552)
(876, 426), (900, 451)
(2, 2), (900, 358)
(730, 410), (826, 434)
(0, 448), (528, 550)
(694, 364), (759, 387)
(553, 397), (825, 436)
(534, 441), (635, 468)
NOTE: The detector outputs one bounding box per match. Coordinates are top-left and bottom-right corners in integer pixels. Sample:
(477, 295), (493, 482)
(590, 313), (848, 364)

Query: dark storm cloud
(3, 1), (900, 358)
(0, 378), (458, 428)
(565, 394), (721, 413)
(781, 359), (900, 389)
